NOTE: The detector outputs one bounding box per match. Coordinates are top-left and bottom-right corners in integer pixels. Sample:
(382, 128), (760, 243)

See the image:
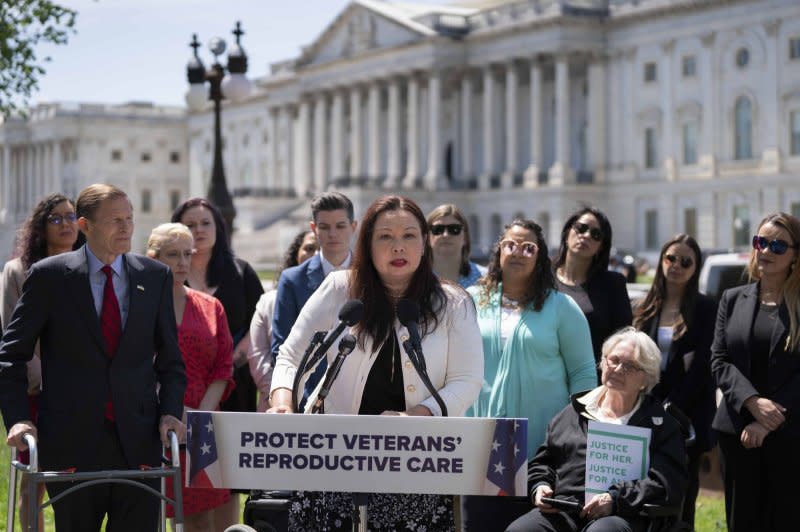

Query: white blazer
(271, 270), (483, 416)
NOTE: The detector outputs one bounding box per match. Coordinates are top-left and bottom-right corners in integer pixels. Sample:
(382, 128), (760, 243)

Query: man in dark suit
(0, 184), (186, 532)
(270, 192), (356, 408)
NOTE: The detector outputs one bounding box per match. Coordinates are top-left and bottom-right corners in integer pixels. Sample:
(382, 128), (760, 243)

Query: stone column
(587, 55), (607, 183)
(27, 146), (35, 209)
(269, 108), (281, 190)
(700, 32), (717, 176)
(661, 40), (676, 181)
(460, 71), (473, 183)
(330, 90), (345, 183)
(479, 65), (496, 189)
(761, 19), (781, 171)
(623, 49), (636, 176)
(424, 71), (442, 189)
(0, 145), (9, 221)
(349, 86), (363, 180)
(402, 74), (420, 187)
(524, 56), (543, 187)
(502, 60), (519, 187)
(367, 81), (382, 182)
(385, 77), (402, 187)
(549, 53), (573, 185)
(313, 94), (328, 192)
(295, 98), (312, 196)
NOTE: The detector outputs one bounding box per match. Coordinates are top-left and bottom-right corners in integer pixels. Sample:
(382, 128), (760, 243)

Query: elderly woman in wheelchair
(506, 328), (688, 532)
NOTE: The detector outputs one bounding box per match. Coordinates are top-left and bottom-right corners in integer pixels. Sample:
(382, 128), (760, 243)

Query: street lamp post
(185, 22), (252, 239)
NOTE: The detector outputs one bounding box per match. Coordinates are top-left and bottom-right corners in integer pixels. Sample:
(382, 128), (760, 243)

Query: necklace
(501, 294), (521, 309)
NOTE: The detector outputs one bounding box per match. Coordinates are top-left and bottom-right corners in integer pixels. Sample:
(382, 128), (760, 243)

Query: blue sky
(32, 0), (450, 108)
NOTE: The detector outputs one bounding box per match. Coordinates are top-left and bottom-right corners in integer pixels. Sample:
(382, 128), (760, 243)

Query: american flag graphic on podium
(482, 418), (527, 496)
(186, 412), (223, 488)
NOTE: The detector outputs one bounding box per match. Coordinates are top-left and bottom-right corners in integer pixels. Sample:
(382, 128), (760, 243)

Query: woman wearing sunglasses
(711, 212), (800, 532)
(0, 193), (83, 531)
(632, 234), (717, 530)
(462, 219), (597, 531)
(426, 204), (486, 288)
(553, 207), (632, 367)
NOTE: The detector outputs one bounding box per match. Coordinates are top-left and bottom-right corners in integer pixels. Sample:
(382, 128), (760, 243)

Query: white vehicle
(698, 252), (750, 303)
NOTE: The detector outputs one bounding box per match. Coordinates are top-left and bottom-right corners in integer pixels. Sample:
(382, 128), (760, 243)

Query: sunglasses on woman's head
(47, 213), (77, 225)
(752, 235), (799, 255)
(664, 254), (694, 269)
(572, 222), (603, 242)
(430, 223), (462, 236)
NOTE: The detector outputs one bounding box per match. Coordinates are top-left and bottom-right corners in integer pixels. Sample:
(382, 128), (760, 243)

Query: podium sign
(186, 412), (527, 496)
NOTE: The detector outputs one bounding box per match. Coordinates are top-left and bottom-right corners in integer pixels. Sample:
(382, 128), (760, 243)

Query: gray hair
(146, 223), (193, 258)
(600, 326), (661, 392)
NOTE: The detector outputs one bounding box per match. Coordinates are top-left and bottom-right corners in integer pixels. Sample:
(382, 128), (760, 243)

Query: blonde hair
(600, 326), (661, 392)
(146, 223), (193, 258)
(747, 212), (800, 351)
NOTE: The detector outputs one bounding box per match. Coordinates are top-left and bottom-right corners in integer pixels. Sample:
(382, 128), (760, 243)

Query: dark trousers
(46, 420), (158, 532)
(681, 448), (702, 529)
(718, 430), (799, 532)
(506, 509), (646, 532)
(461, 495), (532, 532)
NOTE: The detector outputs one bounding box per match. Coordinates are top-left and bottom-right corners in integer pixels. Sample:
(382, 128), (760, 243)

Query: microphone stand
(401, 339), (448, 418)
(291, 330), (327, 413)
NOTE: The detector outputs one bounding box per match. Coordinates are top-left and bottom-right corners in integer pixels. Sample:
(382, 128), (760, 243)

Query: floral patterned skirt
(289, 491), (455, 531)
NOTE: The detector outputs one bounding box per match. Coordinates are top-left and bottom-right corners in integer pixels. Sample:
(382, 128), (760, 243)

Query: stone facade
(187, 0), (800, 261)
(0, 102), (189, 258)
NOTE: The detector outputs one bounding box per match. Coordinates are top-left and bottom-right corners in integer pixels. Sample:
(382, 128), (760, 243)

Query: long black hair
(171, 197), (236, 288)
(552, 206), (613, 281)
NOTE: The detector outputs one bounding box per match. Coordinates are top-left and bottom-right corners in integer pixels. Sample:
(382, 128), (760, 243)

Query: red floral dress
(167, 289), (235, 516)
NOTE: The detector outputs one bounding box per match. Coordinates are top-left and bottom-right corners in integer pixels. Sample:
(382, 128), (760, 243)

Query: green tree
(0, 0), (77, 115)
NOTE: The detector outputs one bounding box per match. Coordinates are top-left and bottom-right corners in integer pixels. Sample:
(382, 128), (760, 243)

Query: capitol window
(790, 38), (800, 60)
(170, 190), (181, 211)
(644, 127), (658, 169)
(111, 149), (122, 162)
(735, 48), (750, 68)
(734, 97), (753, 160)
(644, 62), (657, 82)
(645, 210), (659, 250)
(170, 151), (181, 163)
(681, 56), (696, 78)
(141, 152), (152, 163)
(791, 111), (800, 156)
(682, 122), (698, 165)
(141, 189), (152, 213)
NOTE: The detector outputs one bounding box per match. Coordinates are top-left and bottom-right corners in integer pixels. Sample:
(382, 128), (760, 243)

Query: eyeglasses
(664, 254), (694, 269)
(500, 239), (538, 258)
(430, 223), (463, 236)
(572, 222), (603, 242)
(47, 213), (77, 225)
(604, 356), (644, 375)
(752, 235), (799, 256)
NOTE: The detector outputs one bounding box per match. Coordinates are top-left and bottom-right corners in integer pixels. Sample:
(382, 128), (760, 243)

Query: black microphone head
(338, 299), (364, 326)
(338, 334), (357, 354)
(396, 298), (420, 327)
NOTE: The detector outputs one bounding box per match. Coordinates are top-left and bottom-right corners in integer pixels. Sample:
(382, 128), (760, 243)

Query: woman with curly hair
(249, 229), (318, 411)
(462, 218), (597, 532)
(1, 192), (81, 531)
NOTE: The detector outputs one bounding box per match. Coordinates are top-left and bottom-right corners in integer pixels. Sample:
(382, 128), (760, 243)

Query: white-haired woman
(507, 328), (688, 532)
(146, 223), (235, 532)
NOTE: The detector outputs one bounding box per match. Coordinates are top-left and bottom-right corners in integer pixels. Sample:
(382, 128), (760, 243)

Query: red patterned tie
(100, 265), (121, 420)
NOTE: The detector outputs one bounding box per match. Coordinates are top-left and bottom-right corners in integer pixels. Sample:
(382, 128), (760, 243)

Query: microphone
(396, 298), (446, 417)
(396, 298), (424, 371)
(310, 334), (357, 414)
(292, 299), (364, 412)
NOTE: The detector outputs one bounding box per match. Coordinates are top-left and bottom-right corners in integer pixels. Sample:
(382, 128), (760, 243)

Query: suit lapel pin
(137, 285), (145, 292)
(652, 417), (663, 426)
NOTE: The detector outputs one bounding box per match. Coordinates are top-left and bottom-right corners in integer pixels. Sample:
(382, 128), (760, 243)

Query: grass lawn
(0, 425), (727, 531)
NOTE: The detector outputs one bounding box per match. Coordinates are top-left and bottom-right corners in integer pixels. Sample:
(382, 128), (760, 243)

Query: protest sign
(585, 420), (651, 503)
(186, 412), (527, 496)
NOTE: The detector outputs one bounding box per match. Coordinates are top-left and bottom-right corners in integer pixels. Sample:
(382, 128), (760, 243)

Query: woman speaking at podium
(268, 195), (484, 531)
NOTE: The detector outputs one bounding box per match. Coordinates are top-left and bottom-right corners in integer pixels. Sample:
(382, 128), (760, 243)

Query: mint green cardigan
(467, 284), (597, 458)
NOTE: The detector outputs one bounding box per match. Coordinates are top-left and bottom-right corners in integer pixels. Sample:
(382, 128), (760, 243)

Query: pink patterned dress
(167, 288), (235, 516)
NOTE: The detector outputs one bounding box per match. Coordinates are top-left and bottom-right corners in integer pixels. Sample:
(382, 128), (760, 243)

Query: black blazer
(711, 282), (800, 437)
(584, 270), (633, 362)
(0, 247), (186, 472)
(641, 293), (718, 451)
